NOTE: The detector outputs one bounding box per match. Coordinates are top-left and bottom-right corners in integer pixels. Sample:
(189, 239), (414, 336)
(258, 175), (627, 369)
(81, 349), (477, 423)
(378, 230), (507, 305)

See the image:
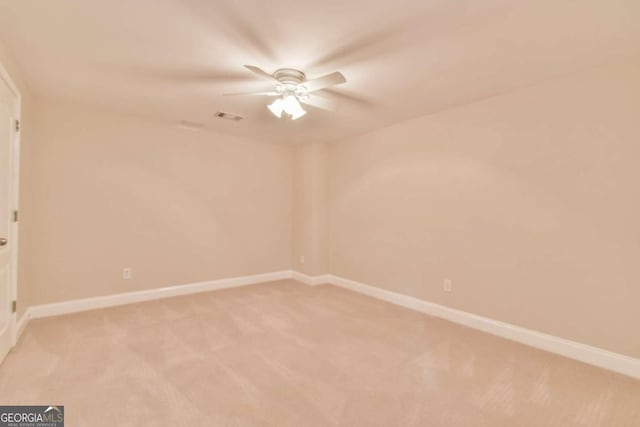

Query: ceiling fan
(224, 65), (347, 120)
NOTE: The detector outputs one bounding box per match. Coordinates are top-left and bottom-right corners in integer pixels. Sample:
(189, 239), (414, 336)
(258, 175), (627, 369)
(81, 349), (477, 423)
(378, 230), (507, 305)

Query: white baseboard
(29, 270), (293, 319)
(327, 274), (640, 380)
(291, 271), (331, 286)
(16, 269), (640, 379)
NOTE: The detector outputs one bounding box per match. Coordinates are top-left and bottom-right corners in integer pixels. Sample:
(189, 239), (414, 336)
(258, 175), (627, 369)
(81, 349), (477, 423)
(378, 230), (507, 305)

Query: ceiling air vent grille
(215, 111), (243, 121)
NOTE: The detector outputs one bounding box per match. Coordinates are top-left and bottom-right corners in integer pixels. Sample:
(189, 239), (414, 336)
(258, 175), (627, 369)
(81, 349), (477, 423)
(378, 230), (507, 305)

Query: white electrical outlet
(299, 255), (305, 264)
(443, 279), (452, 292)
(122, 268), (132, 280)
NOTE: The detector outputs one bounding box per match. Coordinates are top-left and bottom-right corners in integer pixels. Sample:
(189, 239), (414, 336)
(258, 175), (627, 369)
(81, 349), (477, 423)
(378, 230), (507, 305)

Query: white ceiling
(1, 0), (639, 144)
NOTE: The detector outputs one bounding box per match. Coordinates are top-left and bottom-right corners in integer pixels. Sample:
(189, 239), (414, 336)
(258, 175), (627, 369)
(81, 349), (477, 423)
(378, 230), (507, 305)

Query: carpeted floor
(1, 279), (638, 426)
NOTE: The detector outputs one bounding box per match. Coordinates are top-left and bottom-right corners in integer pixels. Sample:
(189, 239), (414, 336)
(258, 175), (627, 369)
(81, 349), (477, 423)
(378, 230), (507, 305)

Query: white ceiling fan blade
(299, 95), (336, 111)
(223, 88), (279, 96)
(302, 71), (346, 92)
(244, 65), (276, 81)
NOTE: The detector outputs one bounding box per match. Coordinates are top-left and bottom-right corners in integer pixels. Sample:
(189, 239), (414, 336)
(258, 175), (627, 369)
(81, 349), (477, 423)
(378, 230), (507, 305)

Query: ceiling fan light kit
(224, 65), (347, 120)
(268, 96), (307, 120)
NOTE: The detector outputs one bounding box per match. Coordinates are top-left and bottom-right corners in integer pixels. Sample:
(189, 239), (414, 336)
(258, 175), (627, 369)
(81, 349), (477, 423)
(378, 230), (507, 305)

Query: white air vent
(215, 111), (243, 121)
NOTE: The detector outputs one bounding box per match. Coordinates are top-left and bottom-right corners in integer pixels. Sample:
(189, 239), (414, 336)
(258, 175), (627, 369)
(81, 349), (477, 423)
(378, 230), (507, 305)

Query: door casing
(0, 58), (21, 359)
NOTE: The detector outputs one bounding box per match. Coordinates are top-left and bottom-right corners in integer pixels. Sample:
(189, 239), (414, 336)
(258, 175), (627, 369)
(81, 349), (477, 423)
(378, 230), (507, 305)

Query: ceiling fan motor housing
(273, 68), (306, 90)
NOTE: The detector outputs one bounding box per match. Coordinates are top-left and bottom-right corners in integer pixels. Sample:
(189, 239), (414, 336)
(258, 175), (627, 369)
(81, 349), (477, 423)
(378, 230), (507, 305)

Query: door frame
(0, 59), (21, 348)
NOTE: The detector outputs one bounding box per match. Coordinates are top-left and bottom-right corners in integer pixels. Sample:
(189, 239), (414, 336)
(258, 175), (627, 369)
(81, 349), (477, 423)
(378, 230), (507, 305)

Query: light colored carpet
(1, 279), (638, 426)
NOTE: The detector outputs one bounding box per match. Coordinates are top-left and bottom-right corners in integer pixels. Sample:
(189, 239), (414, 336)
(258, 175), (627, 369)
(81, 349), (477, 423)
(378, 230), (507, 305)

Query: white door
(0, 69), (19, 364)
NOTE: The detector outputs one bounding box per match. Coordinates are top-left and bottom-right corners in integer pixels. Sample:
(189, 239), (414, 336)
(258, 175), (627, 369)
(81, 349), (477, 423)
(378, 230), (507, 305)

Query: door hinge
(15, 120), (20, 132)
(13, 210), (18, 222)
(12, 300), (17, 313)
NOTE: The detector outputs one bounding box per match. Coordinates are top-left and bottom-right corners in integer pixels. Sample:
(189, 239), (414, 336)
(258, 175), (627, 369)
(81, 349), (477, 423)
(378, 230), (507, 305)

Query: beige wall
(328, 60), (640, 358)
(4, 41), (639, 360)
(27, 100), (293, 304)
(292, 143), (328, 276)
